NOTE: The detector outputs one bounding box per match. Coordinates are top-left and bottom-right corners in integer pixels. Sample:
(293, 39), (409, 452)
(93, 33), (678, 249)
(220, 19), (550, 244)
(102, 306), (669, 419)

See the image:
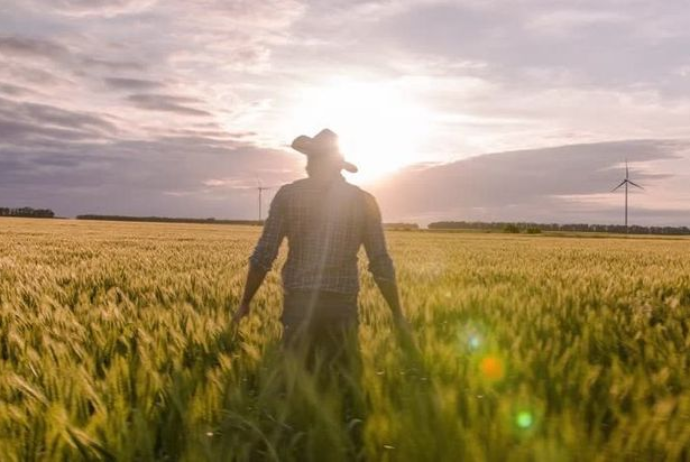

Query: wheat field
(1, 218), (690, 461)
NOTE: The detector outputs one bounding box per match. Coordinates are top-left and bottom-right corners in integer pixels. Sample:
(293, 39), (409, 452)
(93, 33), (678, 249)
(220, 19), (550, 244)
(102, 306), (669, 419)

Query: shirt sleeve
(362, 192), (396, 282)
(249, 188), (287, 272)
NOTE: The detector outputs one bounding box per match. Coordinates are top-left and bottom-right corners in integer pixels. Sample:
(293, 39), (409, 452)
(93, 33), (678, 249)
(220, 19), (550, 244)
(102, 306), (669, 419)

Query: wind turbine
(611, 160), (643, 233)
(255, 176), (278, 222)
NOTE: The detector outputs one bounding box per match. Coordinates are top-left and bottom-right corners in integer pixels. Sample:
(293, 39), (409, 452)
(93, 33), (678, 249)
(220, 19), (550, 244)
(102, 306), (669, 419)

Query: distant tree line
(76, 215), (426, 230)
(0, 207), (55, 218)
(428, 221), (690, 236)
(76, 214), (262, 225)
(384, 222), (420, 231)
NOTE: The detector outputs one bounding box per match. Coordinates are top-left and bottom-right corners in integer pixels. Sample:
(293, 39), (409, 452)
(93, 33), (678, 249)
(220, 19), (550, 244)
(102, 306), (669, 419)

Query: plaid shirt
(249, 176), (395, 294)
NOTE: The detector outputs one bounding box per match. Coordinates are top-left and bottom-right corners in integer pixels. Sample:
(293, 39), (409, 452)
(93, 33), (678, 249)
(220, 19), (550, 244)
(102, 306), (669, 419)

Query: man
(233, 128), (408, 358)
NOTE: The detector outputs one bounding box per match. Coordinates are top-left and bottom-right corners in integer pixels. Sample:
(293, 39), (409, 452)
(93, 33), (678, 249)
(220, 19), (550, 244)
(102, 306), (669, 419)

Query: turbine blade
(628, 180), (644, 189)
(625, 159), (629, 179)
(611, 180), (626, 192)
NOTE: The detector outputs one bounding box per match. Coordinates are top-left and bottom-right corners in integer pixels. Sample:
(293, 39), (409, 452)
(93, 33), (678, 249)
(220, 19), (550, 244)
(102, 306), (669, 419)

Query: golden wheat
(1, 218), (690, 461)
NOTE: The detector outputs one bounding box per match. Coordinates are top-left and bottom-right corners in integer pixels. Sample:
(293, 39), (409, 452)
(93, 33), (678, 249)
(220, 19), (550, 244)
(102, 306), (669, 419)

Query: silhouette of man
(234, 129), (408, 360)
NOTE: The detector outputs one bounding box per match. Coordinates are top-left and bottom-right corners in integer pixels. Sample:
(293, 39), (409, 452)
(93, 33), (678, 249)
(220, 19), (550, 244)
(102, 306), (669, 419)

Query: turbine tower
(611, 160), (643, 233)
(255, 176), (277, 223)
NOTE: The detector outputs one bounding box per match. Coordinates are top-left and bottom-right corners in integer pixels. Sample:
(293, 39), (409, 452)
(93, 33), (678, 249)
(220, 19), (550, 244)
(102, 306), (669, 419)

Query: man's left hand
(232, 302), (251, 326)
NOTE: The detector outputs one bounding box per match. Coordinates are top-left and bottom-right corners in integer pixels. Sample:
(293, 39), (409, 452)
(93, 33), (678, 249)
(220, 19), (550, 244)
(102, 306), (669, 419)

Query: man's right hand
(394, 313), (415, 347)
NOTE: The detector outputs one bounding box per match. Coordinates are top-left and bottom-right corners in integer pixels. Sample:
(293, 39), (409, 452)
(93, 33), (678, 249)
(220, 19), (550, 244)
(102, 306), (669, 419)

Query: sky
(1, 0), (689, 225)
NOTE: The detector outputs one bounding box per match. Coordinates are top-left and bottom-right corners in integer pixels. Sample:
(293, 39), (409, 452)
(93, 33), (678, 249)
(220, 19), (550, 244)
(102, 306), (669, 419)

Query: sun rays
(283, 78), (432, 182)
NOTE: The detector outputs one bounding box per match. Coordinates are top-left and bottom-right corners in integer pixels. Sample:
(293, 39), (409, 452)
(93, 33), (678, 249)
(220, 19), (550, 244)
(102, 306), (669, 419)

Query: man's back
(250, 175), (394, 294)
(235, 129), (408, 359)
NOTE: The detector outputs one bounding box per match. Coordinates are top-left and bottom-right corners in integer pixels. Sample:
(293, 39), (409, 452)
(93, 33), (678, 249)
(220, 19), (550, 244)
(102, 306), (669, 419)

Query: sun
(283, 79), (431, 182)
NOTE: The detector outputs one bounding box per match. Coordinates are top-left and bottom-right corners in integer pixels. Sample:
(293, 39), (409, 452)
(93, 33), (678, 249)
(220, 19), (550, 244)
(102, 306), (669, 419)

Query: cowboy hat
(291, 128), (358, 173)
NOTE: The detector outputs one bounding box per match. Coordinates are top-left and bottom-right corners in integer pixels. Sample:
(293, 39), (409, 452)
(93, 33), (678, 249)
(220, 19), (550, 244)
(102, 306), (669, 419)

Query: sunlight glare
(285, 79), (431, 182)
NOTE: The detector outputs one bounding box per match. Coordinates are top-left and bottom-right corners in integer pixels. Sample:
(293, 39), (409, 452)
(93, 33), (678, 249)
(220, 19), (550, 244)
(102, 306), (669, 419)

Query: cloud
(676, 66), (690, 78)
(0, 36), (143, 71)
(0, 97), (118, 143)
(370, 1), (690, 92)
(370, 139), (690, 226)
(0, 82), (32, 96)
(202, 178), (255, 188)
(0, 136), (301, 218)
(0, 36), (69, 59)
(22, 0), (159, 17)
(0, 0), (305, 146)
(0, 119), (93, 143)
(81, 57), (145, 72)
(0, 64), (63, 88)
(200, 0), (305, 27)
(526, 9), (631, 36)
(103, 77), (163, 91)
(0, 35), (146, 88)
(0, 0), (306, 220)
(18, 101), (117, 133)
(126, 93), (212, 117)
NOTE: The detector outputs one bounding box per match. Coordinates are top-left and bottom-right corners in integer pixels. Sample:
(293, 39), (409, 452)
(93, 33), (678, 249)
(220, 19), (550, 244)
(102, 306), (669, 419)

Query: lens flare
(469, 335), (481, 350)
(480, 356), (505, 381)
(516, 411), (534, 429)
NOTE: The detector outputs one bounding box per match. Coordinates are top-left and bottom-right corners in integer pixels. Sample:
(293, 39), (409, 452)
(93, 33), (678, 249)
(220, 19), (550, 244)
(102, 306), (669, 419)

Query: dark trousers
(281, 289), (359, 365)
(280, 289), (365, 452)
